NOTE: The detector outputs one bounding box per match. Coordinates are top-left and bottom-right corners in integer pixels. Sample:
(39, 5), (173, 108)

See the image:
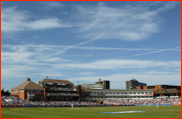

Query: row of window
(27, 90), (42, 93)
(92, 96), (153, 98)
(91, 92), (153, 94)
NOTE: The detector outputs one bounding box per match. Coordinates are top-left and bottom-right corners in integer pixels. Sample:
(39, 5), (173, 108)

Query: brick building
(136, 85), (181, 96)
(11, 77), (44, 101)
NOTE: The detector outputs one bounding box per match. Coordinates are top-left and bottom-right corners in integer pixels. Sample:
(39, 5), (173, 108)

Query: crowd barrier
(1, 105), (25, 108)
(3, 103), (179, 108)
(172, 103), (181, 106)
(135, 104), (172, 106)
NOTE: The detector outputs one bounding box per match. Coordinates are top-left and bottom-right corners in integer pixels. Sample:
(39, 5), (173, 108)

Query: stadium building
(80, 79), (153, 101)
(87, 89), (154, 101)
(136, 85), (181, 96)
(126, 78), (147, 89)
(11, 77), (44, 101)
(10, 77), (181, 101)
(81, 79), (110, 89)
(11, 78), (91, 101)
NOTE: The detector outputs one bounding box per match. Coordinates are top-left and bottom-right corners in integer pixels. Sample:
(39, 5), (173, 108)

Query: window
(121, 92), (123, 94)
(105, 92), (108, 94)
(129, 92), (132, 94)
(113, 96), (116, 98)
(100, 92), (103, 94)
(137, 92), (140, 94)
(117, 92), (119, 94)
(145, 92), (148, 94)
(133, 92), (136, 94)
(124, 92), (127, 94)
(113, 92), (116, 94)
(141, 92), (144, 94)
(93, 92), (96, 94)
(109, 92), (112, 94)
(149, 92), (152, 94)
(117, 96), (120, 98)
(97, 92), (99, 94)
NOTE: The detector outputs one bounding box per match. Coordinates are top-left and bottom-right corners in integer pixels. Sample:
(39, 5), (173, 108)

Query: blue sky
(1, 1), (181, 91)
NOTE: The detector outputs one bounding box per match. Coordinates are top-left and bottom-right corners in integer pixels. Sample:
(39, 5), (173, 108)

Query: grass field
(1, 106), (181, 118)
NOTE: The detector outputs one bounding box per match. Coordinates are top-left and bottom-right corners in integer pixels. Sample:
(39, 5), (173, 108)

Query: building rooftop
(12, 80), (43, 90)
(157, 88), (181, 94)
(40, 79), (73, 85)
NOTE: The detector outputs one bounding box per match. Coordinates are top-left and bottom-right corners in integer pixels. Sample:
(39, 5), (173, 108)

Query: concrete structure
(87, 89), (153, 101)
(126, 78), (147, 89)
(81, 79), (110, 89)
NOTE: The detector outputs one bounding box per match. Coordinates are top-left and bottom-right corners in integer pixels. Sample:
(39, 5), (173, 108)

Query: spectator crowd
(1, 96), (97, 107)
(103, 98), (181, 105)
(1, 96), (181, 107)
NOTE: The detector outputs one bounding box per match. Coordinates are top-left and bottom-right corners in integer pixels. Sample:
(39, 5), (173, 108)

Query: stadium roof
(12, 80), (43, 90)
(74, 86), (91, 92)
(81, 86), (91, 92)
(40, 79), (73, 85)
(157, 88), (181, 94)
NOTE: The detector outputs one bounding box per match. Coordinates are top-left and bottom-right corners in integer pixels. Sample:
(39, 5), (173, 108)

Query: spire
(26, 77), (31, 81)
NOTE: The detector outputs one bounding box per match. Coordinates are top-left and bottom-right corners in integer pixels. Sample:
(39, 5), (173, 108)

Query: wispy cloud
(1, 6), (70, 34)
(133, 47), (181, 56)
(67, 73), (181, 89)
(2, 45), (180, 52)
(52, 59), (181, 70)
(70, 2), (179, 41)
(40, 1), (66, 9)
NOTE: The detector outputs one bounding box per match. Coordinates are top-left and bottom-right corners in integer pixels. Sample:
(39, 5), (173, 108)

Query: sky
(1, 1), (181, 91)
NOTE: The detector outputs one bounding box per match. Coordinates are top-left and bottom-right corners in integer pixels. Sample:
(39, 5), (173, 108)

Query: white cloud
(1, 7), (70, 33)
(77, 72), (94, 76)
(70, 2), (179, 41)
(145, 71), (173, 75)
(41, 1), (65, 9)
(52, 59), (181, 70)
(2, 45), (180, 52)
(67, 73), (181, 89)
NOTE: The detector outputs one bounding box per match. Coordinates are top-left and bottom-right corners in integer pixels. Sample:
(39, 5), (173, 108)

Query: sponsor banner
(1, 105), (25, 108)
(170, 96), (179, 98)
(25, 105), (35, 107)
(118, 105), (133, 106)
(109, 105), (119, 106)
(156, 96), (168, 98)
(135, 104), (171, 106)
(158, 104), (171, 106)
(172, 103), (181, 106)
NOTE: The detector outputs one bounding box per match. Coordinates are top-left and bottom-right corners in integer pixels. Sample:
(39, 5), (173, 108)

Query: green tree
(1, 88), (5, 95)
(5, 90), (10, 96)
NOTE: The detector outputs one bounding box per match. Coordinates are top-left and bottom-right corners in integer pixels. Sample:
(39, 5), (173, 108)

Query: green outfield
(1, 106), (181, 118)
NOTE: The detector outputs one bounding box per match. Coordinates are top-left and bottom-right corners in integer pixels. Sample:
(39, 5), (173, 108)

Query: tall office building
(126, 78), (147, 90)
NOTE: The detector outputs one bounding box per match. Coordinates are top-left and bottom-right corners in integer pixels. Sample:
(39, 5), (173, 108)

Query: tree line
(1, 88), (11, 96)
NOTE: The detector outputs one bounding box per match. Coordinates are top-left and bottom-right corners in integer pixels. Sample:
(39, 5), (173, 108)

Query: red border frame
(0, 0), (181, 119)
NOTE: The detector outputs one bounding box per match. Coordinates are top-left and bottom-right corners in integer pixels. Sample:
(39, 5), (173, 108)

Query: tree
(1, 88), (5, 95)
(5, 90), (10, 96)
